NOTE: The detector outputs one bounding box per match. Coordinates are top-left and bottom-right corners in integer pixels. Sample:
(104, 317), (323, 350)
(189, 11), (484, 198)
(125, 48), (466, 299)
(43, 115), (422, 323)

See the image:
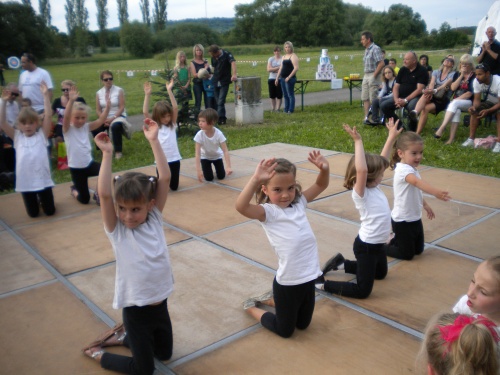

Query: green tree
(121, 21), (153, 57)
(432, 22), (470, 48)
(343, 4), (371, 45)
(96, 0), (108, 52)
(22, 0), (32, 6)
(140, 0), (150, 26)
(153, 0), (167, 32)
(73, 0), (89, 56)
(117, 0), (128, 26)
(154, 23), (221, 52)
(39, 0), (51, 26)
(0, 2), (52, 60)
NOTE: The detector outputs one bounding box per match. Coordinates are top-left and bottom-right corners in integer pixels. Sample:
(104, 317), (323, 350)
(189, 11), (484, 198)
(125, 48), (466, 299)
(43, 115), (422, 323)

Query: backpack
(474, 135), (497, 149)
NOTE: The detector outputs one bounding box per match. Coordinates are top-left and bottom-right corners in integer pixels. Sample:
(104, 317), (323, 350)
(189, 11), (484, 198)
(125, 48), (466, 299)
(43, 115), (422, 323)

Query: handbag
(433, 86), (448, 101)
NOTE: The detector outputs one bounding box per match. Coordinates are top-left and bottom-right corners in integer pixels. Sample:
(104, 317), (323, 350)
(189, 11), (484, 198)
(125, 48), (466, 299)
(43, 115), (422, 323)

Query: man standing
(380, 52), (428, 131)
(360, 31), (385, 125)
(477, 26), (500, 76)
(18, 53), (53, 113)
(208, 45), (237, 125)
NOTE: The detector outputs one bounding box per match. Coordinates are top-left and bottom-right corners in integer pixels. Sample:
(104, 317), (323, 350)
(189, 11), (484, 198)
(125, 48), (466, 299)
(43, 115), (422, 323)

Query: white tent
(473, 1), (500, 56)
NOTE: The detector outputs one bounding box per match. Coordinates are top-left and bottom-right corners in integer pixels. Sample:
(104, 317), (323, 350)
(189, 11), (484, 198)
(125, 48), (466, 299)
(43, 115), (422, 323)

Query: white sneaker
(492, 142), (500, 153)
(461, 138), (475, 147)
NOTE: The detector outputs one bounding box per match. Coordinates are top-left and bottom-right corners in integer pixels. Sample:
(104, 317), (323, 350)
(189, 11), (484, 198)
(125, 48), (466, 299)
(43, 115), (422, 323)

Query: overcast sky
(18, 0), (496, 35)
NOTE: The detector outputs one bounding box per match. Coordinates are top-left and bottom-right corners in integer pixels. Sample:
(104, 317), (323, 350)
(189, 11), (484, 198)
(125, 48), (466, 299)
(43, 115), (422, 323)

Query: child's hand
(166, 79), (175, 91)
(197, 171), (204, 182)
(343, 124), (361, 141)
(40, 81), (49, 96)
(143, 118), (159, 140)
(144, 82), (152, 95)
(386, 118), (403, 137)
(68, 86), (80, 101)
(253, 158), (277, 183)
(94, 132), (113, 153)
(307, 150), (329, 171)
(424, 204), (435, 220)
(226, 167), (233, 176)
(435, 190), (451, 202)
(1, 89), (11, 101)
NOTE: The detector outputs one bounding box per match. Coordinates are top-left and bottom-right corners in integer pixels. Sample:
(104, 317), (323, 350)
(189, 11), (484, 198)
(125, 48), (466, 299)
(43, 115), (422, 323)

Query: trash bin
(234, 76), (263, 124)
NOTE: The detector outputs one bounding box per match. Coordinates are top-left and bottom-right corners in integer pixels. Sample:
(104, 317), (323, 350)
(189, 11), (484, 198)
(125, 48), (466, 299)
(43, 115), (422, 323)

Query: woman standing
(267, 46), (283, 112)
(190, 44), (210, 117)
(434, 54), (475, 144)
(94, 71), (129, 160)
(275, 41), (299, 114)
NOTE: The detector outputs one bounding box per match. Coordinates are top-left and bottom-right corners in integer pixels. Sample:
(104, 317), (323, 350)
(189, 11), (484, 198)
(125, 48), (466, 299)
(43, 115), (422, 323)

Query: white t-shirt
(352, 186), (391, 244)
(268, 56), (282, 80)
(261, 195), (322, 285)
(392, 163), (423, 222)
(64, 123), (93, 169)
(105, 207), (174, 309)
(14, 130), (54, 192)
(193, 128), (226, 160)
(473, 74), (500, 104)
(96, 85), (126, 118)
(18, 67), (54, 112)
(158, 123), (181, 163)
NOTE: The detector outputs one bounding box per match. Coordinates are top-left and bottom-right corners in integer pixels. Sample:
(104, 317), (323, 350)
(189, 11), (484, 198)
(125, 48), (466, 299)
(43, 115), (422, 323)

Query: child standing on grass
(143, 80), (182, 191)
(0, 82), (55, 217)
(315, 121), (400, 299)
(235, 151), (329, 338)
(197, 68), (216, 110)
(453, 256), (500, 328)
(63, 86), (110, 204)
(384, 130), (451, 260)
(173, 51), (192, 116)
(194, 108), (232, 182)
(82, 121), (174, 374)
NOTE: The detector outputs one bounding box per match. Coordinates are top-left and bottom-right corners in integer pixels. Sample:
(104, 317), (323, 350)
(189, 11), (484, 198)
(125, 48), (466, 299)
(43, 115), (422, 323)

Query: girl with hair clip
(82, 120), (174, 375)
(420, 313), (499, 375)
(453, 256), (500, 328)
(63, 86), (110, 204)
(315, 121), (401, 299)
(235, 151), (330, 338)
(0, 82), (55, 217)
(383, 130), (451, 260)
(143, 79), (182, 191)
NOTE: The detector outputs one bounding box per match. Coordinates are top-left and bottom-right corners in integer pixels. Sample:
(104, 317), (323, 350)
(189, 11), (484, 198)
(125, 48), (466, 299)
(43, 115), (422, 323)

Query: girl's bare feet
(83, 345), (104, 363)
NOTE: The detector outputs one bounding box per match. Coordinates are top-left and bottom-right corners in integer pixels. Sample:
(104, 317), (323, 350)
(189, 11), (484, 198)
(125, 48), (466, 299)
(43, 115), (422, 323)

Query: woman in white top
(94, 70), (129, 159)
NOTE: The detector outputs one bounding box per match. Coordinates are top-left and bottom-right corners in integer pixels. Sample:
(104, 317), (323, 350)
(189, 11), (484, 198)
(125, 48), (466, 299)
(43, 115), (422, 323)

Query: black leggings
(200, 158), (225, 181)
(324, 236), (387, 299)
(260, 278), (316, 338)
(384, 219), (424, 260)
(92, 121), (124, 152)
(156, 160), (181, 191)
(100, 299), (173, 375)
(69, 161), (101, 204)
(21, 187), (55, 217)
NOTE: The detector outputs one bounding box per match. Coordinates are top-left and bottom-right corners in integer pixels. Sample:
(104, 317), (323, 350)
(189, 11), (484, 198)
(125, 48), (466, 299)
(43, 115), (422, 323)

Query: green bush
(120, 21), (154, 58)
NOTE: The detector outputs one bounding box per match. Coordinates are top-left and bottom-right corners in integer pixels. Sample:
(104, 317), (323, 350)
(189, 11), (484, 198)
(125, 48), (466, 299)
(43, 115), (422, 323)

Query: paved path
(127, 87), (361, 130)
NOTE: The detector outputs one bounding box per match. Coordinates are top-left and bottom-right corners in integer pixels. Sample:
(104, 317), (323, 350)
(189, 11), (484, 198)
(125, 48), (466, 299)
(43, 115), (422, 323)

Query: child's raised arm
(166, 80), (178, 124)
(95, 132), (117, 232)
(144, 118), (170, 211)
(143, 82), (152, 119)
(235, 158), (277, 221)
(381, 118), (402, 160)
(343, 124), (367, 198)
(40, 81), (52, 139)
(89, 96), (111, 131)
(62, 86), (77, 133)
(0, 89), (14, 140)
(302, 150), (330, 202)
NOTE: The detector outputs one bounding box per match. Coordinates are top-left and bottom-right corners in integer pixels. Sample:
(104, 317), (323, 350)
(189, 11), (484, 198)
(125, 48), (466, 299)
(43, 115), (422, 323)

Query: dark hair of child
(198, 108), (218, 125)
(390, 131), (423, 169)
(255, 158), (302, 204)
(344, 153), (389, 190)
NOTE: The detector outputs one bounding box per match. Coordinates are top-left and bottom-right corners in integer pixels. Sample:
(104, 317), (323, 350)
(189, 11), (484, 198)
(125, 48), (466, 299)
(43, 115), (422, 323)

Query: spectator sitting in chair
(462, 63), (500, 153)
(409, 56), (457, 134)
(380, 52), (429, 130)
(388, 58), (400, 76)
(477, 26), (500, 76)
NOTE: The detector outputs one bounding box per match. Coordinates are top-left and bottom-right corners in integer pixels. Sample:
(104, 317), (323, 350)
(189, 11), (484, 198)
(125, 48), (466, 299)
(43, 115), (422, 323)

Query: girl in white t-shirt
(63, 86), (110, 204)
(82, 120), (174, 374)
(385, 130), (450, 260)
(143, 80), (182, 190)
(236, 151), (330, 338)
(453, 256), (500, 328)
(0, 82), (55, 217)
(315, 122), (400, 299)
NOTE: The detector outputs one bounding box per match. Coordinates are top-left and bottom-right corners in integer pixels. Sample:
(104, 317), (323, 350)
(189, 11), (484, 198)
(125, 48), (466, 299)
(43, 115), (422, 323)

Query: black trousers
(261, 277), (316, 338)
(200, 158), (225, 181)
(100, 299), (173, 375)
(69, 161), (101, 204)
(21, 187), (55, 217)
(324, 235), (387, 299)
(384, 219), (424, 260)
(156, 160), (181, 191)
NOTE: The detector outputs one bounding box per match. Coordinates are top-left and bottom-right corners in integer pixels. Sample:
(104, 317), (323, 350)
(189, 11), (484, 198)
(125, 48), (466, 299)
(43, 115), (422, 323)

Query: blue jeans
(214, 84), (230, 121)
(280, 77), (296, 113)
(192, 81), (207, 116)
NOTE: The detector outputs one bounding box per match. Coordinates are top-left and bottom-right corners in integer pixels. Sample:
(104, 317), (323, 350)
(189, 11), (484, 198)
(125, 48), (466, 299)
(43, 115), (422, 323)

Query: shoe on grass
(461, 138), (475, 147)
(321, 253), (345, 275)
(492, 142), (500, 153)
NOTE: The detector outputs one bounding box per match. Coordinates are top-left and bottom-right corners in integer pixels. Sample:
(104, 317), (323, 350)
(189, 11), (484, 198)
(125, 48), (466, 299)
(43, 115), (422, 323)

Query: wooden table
(343, 78), (363, 105)
(294, 79), (331, 111)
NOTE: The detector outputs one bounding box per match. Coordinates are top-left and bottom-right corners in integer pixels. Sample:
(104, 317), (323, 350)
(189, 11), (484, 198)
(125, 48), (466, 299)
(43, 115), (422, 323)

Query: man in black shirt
(380, 52), (429, 130)
(477, 26), (500, 76)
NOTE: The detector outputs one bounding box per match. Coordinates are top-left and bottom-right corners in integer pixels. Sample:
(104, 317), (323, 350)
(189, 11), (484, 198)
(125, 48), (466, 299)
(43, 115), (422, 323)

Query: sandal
(82, 323), (125, 352)
(83, 346), (104, 360)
